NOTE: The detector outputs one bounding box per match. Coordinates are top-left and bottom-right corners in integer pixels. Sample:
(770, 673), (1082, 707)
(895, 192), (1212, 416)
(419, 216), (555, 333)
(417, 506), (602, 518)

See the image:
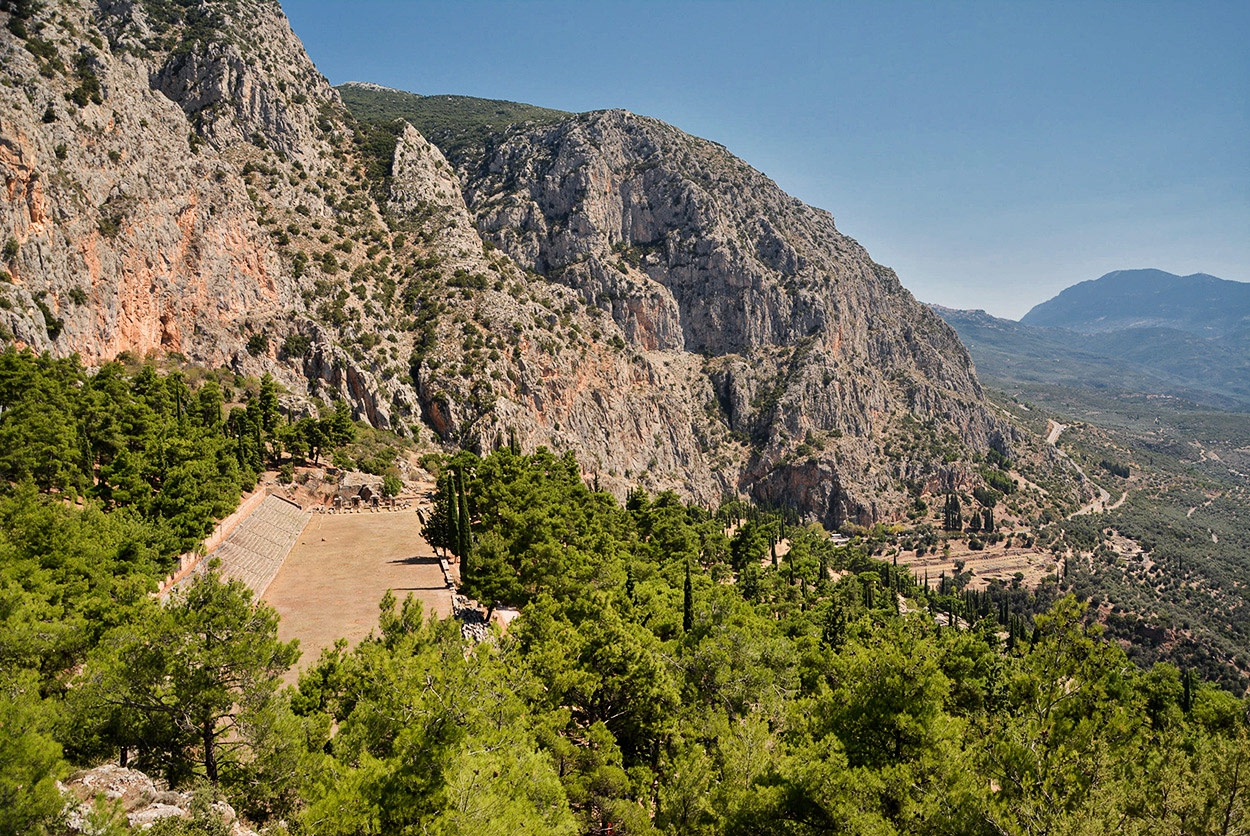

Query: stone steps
(182, 495), (310, 598)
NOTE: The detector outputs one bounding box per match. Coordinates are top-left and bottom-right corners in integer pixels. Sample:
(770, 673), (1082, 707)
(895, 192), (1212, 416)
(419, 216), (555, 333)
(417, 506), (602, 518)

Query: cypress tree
(447, 470), (460, 559)
(457, 469), (472, 573)
(253, 418), (264, 469)
(682, 560), (693, 632)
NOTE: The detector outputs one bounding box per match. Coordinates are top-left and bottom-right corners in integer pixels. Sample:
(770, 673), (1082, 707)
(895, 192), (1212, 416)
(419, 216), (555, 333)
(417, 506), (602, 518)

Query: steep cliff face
(0, 0), (395, 424)
(0, 0), (1012, 526)
(449, 109), (1009, 522)
(0, 0), (288, 364)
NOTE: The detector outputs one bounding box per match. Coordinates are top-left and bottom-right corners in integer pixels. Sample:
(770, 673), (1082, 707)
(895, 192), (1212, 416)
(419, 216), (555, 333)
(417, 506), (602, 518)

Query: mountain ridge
(0, 0), (1038, 526)
(935, 281), (1250, 410)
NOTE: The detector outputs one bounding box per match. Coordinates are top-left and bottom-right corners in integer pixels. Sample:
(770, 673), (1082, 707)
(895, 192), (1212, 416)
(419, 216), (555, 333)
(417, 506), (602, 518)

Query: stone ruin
(315, 477), (411, 513)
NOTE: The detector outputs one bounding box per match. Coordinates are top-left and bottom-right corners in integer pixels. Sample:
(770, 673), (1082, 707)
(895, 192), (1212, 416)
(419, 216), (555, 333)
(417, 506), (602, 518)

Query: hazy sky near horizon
(282, 0), (1248, 320)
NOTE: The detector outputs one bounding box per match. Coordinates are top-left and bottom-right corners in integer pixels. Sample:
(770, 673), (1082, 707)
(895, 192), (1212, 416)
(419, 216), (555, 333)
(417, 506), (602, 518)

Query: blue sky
(282, 0), (1248, 319)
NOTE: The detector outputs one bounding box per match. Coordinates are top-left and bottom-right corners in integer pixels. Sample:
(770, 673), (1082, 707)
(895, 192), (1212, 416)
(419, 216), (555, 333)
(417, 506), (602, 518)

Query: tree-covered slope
(337, 83), (569, 160)
(14, 440), (1249, 835)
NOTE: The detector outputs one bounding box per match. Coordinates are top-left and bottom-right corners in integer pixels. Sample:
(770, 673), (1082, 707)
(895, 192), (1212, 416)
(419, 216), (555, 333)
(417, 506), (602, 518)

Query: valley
(0, 1), (1246, 834)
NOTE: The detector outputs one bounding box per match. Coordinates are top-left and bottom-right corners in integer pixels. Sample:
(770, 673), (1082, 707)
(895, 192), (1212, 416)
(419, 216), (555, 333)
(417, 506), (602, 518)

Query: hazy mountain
(935, 271), (1250, 410)
(1020, 269), (1250, 337)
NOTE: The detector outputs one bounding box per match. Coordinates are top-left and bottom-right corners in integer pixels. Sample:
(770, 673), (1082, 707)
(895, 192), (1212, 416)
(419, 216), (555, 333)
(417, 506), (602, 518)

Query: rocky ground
(60, 764), (257, 835)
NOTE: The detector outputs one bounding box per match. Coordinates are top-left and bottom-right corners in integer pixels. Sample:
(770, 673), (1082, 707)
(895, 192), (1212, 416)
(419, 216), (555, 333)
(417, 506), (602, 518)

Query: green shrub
(282, 333), (312, 358)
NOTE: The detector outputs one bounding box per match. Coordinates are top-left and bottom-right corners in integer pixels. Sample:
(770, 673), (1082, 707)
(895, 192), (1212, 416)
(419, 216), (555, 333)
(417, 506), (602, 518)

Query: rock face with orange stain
(0, 0), (1022, 526)
(0, 0), (389, 424)
(0, 12), (290, 366)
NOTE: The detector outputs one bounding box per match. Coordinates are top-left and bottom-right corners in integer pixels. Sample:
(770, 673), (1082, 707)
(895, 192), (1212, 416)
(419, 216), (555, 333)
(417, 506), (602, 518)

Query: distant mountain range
(934, 270), (1250, 410)
(1020, 269), (1250, 337)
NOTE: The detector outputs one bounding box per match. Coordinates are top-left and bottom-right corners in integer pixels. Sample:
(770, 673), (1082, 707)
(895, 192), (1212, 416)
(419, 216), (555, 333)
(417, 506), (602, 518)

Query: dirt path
(1072, 484), (1113, 516)
(1044, 417), (1126, 518)
(263, 510), (453, 679)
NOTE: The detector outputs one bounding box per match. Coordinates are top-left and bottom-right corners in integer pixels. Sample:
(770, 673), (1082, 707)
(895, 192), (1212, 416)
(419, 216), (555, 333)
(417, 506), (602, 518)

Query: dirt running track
(262, 510), (453, 680)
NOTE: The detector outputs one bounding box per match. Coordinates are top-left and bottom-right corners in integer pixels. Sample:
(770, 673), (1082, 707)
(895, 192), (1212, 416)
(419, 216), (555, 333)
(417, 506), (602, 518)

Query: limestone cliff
(446, 108), (1011, 522)
(0, 0), (1015, 526)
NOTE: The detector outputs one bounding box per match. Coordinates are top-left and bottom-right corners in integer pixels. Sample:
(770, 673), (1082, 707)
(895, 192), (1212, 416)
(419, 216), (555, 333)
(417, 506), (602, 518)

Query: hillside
(936, 289), (1250, 690)
(3, 4), (1249, 835)
(337, 82), (569, 160)
(0, 0), (1028, 528)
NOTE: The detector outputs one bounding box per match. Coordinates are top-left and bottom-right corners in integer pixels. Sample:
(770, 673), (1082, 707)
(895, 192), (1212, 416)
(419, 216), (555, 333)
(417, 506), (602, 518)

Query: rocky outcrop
(60, 763), (258, 835)
(0, 44), (282, 364)
(451, 109), (1010, 523)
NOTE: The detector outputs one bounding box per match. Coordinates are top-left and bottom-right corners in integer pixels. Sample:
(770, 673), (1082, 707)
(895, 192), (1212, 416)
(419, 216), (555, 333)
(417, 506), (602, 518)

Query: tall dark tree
(943, 494), (963, 532)
(682, 560), (694, 633)
(456, 469), (472, 571)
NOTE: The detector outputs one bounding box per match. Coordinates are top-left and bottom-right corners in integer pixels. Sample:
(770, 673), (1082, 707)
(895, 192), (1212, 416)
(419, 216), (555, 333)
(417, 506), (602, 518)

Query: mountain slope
(337, 82), (568, 160)
(0, 0), (1023, 526)
(368, 95), (1014, 520)
(1020, 269), (1250, 337)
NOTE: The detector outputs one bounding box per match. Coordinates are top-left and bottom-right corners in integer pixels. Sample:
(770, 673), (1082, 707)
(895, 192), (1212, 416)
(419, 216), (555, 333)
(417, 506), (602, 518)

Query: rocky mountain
(1020, 269), (1250, 337)
(937, 270), (1250, 410)
(0, 0), (1019, 526)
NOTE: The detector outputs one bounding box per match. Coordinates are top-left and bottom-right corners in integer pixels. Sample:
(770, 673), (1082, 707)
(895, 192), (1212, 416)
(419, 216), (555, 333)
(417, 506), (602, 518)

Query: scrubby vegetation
(3, 398), (1249, 833)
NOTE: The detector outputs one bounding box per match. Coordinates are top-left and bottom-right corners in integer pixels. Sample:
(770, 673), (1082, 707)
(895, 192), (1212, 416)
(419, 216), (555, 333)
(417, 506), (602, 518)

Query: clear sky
(281, 0), (1248, 320)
